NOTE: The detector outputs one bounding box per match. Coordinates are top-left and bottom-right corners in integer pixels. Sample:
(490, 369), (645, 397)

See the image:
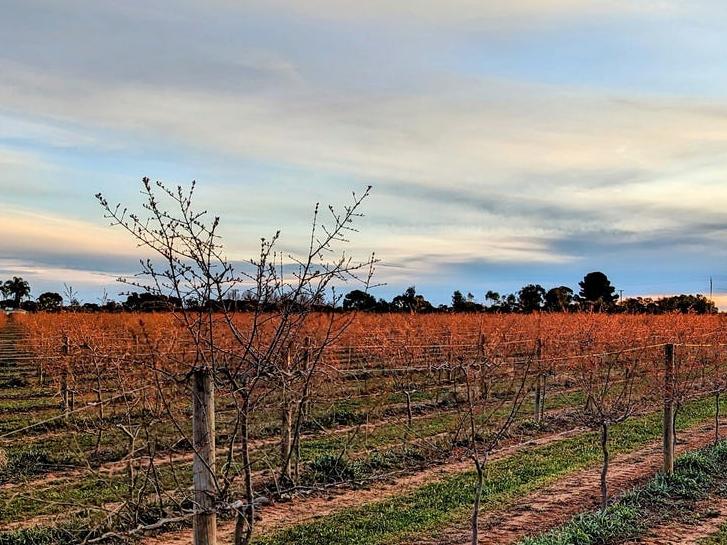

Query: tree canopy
(1, 277), (31, 309)
(578, 271), (618, 311)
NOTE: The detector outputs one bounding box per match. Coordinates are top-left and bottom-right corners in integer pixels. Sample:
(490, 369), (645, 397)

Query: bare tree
(97, 178), (376, 545)
(575, 350), (641, 510)
(461, 342), (534, 545)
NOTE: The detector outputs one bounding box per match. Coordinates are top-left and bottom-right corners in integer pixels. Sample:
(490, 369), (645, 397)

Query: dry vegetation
(1, 312), (727, 545)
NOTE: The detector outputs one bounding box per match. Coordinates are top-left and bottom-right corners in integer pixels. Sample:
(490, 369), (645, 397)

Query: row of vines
(1, 312), (725, 544)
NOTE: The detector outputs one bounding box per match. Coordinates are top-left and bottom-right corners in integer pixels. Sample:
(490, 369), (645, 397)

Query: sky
(2, 0), (727, 307)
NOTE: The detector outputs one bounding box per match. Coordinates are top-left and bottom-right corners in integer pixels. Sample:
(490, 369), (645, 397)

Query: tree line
(1, 271), (718, 314)
(343, 271), (718, 314)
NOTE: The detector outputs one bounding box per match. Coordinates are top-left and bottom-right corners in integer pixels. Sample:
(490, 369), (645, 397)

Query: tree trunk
(405, 391), (413, 428)
(600, 422), (609, 510)
(280, 384), (293, 485)
(539, 374), (547, 421)
(234, 394), (254, 545)
(471, 452), (487, 545)
(279, 349), (293, 486)
(193, 368), (216, 545)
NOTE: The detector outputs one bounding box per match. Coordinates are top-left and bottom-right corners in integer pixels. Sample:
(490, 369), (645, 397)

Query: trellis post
(663, 343), (675, 475)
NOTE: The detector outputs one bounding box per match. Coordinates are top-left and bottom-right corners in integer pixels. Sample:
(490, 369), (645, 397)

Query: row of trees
(0, 271), (717, 314)
(1, 282), (180, 312)
(344, 272), (718, 314)
(2, 271), (718, 316)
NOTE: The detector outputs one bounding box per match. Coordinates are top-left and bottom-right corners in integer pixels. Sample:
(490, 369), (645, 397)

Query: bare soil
(414, 421), (726, 545)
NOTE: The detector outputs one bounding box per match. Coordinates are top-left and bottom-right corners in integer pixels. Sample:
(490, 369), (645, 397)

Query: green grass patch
(254, 394), (726, 545)
(521, 440), (727, 545)
(701, 524), (727, 545)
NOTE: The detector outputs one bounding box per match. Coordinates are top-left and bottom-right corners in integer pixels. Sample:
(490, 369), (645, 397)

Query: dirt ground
(414, 422), (726, 545)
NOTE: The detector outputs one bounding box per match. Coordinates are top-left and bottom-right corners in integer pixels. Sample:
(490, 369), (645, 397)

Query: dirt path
(622, 497), (727, 545)
(144, 427), (588, 545)
(413, 421), (726, 545)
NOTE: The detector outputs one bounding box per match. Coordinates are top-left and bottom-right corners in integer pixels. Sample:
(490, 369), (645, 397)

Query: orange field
(1, 311), (726, 544)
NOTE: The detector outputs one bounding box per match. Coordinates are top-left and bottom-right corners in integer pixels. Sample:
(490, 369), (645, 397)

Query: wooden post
(539, 340), (547, 421)
(478, 333), (490, 400)
(192, 367), (216, 545)
(448, 336), (457, 402)
(61, 335), (70, 417)
(663, 343), (675, 475)
(534, 339), (543, 422)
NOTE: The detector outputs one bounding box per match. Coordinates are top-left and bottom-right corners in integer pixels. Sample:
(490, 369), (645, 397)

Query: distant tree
(452, 290), (465, 310)
(485, 290), (500, 304)
(63, 283), (81, 308)
(101, 300), (122, 312)
(518, 284), (546, 312)
(2, 277), (31, 308)
(544, 286), (574, 312)
(484, 290), (502, 312)
(452, 290), (483, 312)
(124, 292), (182, 311)
(657, 294), (717, 314)
(413, 296), (434, 313)
(391, 286), (433, 313)
(620, 297), (656, 314)
(342, 289), (376, 311)
(374, 298), (391, 312)
(619, 294), (717, 315)
(20, 300), (38, 312)
(578, 272), (617, 311)
(620, 297), (644, 313)
(37, 292), (64, 311)
(498, 293), (519, 313)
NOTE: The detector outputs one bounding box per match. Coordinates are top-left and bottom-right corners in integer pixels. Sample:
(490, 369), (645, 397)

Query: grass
(701, 526), (727, 545)
(1, 391), (719, 541)
(253, 393), (726, 545)
(0, 342), (720, 545)
(521, 440), (727, 545)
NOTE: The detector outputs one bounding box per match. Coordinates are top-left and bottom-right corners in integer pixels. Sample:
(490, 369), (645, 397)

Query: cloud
(5, 60), (727, 193)
(2, 0), (727, 302)
(240, 0), (679, 27)
(0, 207), (142, 272)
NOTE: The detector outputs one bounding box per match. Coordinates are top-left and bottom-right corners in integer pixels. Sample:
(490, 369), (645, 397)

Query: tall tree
(485, 290), (500, 304)
(2, 277), (31, 308)
(37, 292), (64, 311)
(518, 284), (546, 312)
(452, 290), (465, 310)
(578, 272), (617, 311)
(452, 290), (482, 312)
(342, 289), (376, 311)
(544, 286), (574, 312)
(391, 286), (433, 313)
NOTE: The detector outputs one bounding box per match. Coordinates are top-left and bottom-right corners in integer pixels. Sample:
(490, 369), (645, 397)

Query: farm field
(1, 312), (727, 545)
